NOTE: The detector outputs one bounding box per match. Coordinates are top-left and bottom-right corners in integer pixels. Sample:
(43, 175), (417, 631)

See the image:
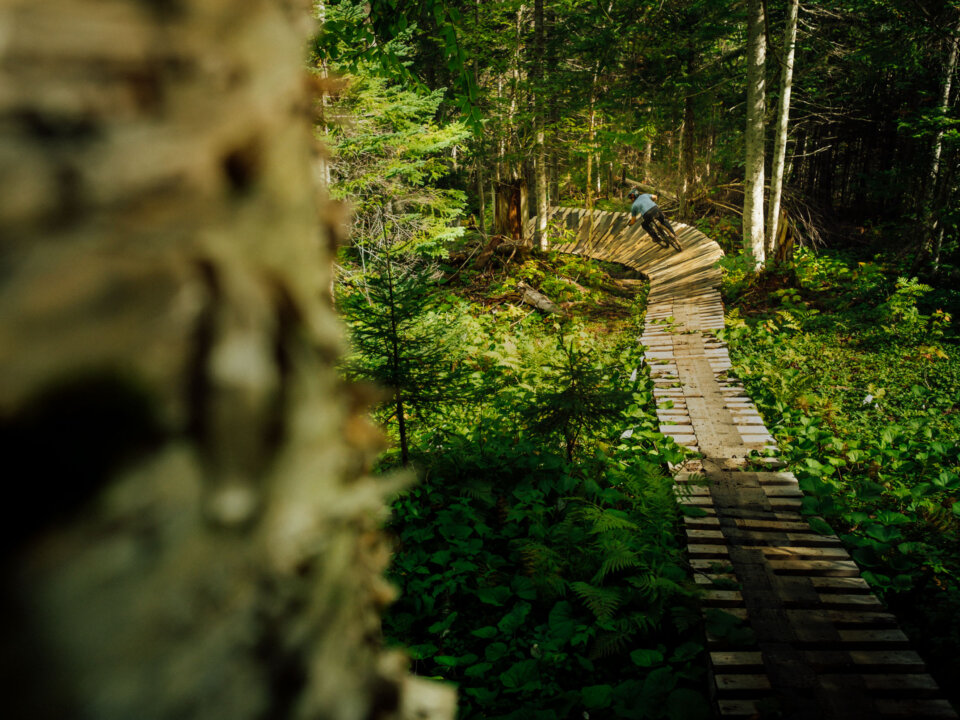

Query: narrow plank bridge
(534, 207), (957, 720)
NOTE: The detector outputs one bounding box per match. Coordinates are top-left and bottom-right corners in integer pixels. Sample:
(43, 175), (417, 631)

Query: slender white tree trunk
(743, 0), (767, 268)
(644, 138), (653, 182)
(534, 0), (549, 250)
(766, 0), (800, 257)
(923, 14), (960, 265)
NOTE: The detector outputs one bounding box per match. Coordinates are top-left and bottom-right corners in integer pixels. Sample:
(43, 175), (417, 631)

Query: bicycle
(647, 220), (682, 252)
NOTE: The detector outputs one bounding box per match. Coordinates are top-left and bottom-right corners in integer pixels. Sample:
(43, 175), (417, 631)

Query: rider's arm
(628, 216), (636, 226)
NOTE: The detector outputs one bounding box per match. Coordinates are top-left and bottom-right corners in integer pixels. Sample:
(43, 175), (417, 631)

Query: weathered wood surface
(534, 206), (958, 719)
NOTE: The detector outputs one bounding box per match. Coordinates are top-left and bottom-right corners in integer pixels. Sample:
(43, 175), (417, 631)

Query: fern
(582, 505), (639, 533)
(571, 581), (623, 621)
(592, 543), (642, 584)
(591, 618), (639, 659)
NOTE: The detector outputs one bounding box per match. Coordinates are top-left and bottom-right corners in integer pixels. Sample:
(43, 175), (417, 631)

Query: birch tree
(766, 0), (800, 258)
(534, 0), (550, 250)
(0, 1), (453, 719)
(743, 0), (767, 267)
(922, 13), (960, 267)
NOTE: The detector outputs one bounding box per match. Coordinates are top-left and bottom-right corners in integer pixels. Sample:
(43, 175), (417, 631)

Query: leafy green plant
(385, 433), (707, 720)
(522, 330), (632, 460)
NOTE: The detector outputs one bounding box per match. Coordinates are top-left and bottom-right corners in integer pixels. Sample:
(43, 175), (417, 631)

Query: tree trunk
(0, 2), (453, 720)
(919, 13), (960, 265)
(766, 0), (799, 258)
(679, 53), (696, 221)
(743, 0), (767, 268)
(477, 161), (487, 233)
(495, 179), (529, 241)
(533, 0), (549, 250)
(644, 138), (654, 183)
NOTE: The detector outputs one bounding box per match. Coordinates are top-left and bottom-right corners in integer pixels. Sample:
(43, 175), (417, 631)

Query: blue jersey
(630, 194), (657, 217)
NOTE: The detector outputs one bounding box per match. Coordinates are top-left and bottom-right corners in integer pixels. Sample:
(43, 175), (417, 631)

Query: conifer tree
(340, 244), (468, 465)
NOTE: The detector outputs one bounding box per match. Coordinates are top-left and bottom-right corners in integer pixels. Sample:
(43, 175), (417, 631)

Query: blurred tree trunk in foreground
(0, 1), (453, 719)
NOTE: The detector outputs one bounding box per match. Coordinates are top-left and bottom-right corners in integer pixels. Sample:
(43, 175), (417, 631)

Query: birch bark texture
(534, 0), (549, 250)
(766, 0), (800, 257)
(923, 13), (960, 265)
(0, 2), (453, 720)
(743, 0), (767, 267)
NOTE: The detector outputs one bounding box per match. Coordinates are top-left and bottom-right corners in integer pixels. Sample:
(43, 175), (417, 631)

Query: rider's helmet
(627, 188), (640, 200)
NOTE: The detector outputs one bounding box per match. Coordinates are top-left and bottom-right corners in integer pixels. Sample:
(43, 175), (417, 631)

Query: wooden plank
(701, 590), (745, 606)
(837, 629), (910, 645)
(710, 651), (765, 670)
(811, 576), (871, 592)
(717, 700), (760, 717)
(695, 573), (738, 585)
(752, 546), (851, 559)
(817, 594), (883, 609)
(768, 559), (859, 576)
(687, 544), (730, 557)
(862, 674), (941, 692)
(848, 650), (927, 671)
(691, 559), (734, 572)
(715, 674), (772, 691)
(874, 699), (958, 718)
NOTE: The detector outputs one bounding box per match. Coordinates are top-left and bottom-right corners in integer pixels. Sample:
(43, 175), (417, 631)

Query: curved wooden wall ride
(531, 207), (957, 720)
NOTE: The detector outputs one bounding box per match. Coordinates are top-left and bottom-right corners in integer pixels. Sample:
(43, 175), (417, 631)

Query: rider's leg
(641, 215), (666, 244)
(652, 209), (677, 238)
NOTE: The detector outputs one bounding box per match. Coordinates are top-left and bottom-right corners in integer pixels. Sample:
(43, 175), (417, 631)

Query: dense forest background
(318, 0), (960, 287)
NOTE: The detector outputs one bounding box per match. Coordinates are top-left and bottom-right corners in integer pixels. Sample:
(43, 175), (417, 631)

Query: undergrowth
(342, 249), (723, 719)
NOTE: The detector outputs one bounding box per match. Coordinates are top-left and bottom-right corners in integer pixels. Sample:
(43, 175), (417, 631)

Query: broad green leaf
(582, 684), (613, 709)
(630, 648), (664, 667)
(477, 585), (511, 606)
(669, 641), (703, 663)
(497, 601), (532, 635)
(485, 642), (510, 662)
(465, 662), (493, 678)
(499, 659), (539, 690)
(808, 517), (834, 536)
(548, 601), (575, 643)
(407, 643), (438, 660)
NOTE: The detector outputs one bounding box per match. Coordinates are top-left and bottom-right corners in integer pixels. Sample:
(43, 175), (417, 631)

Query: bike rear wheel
(665, 229), (682, 252)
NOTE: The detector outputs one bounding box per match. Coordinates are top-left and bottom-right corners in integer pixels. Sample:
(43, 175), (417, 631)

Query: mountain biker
(626, 189), (678, 247)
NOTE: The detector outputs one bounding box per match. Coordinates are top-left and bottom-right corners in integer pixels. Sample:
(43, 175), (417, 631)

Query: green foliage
(337, 253), (708, 718)
(521, 331), (632, 459)
(321, 67), (469, 258)
(385, 432), (705, 720)
(314, 0), (481, 128)
(339, 249), (469, 463)
(877, 277), (952, 345)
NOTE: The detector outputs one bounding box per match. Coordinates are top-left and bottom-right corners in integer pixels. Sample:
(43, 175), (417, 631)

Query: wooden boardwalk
(534, 207), (957, 720)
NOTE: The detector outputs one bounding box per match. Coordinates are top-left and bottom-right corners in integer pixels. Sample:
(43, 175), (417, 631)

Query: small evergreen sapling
(340, 247), (468, 465)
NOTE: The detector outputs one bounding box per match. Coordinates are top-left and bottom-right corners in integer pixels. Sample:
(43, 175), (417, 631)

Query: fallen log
(473, 236), (504, 270)
(622, 178), (678, 204)
(518, 282), (559, 314)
